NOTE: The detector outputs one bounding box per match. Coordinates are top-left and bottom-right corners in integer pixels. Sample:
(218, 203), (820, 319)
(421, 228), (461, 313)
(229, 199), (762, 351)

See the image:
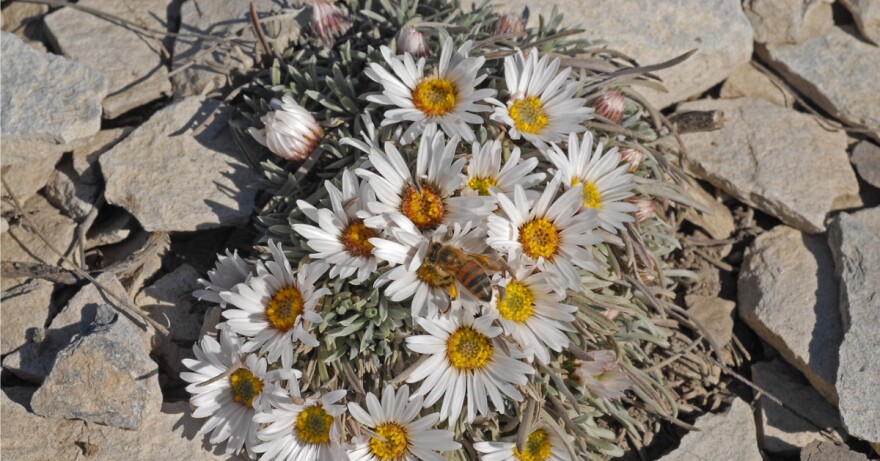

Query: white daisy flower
(474, 423), (574, 461)
(489, 260), (577, 364)
(254, 389), (348, 461)
(371, 218), (489, 318)
(181, 329), (289, 457)
(249, 95), (324, 162)
(366, 35), (495, 144)
(221, 241), (330, 371)
(293, 169), (380, 283)
(487, 181), (603, 293)
(194, 248), (252, 307)
(545, 132), (637, 233)
(463, 139), (545, 197)
(405, 310), (535, 425)
(347, 385), (461, 461)
(352, 128), (495, 233)
(572, 350), (633, 400)
(490, 50), (592, 147)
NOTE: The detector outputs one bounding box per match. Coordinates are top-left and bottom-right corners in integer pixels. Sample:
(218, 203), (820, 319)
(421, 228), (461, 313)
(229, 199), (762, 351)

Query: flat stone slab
(840, 0), (880, 45)
(759, 27), (880, 137)
(1, 388), (232, 460)
(829, 207), (880, 443)
(31, 305), (161, 430)
(850, 141), (880, 189)
(0, 279), (54, 356)
(744, 0), (832, 45)
(0, 196), (77, 290)
(720, 62), (794, 107)
(0, 32), (107, 166)
(657, 398), (762, 461)
(801, 441), (870, 461)
(752, 360), (844, 454)
(685, 294), (735, 347)
(171, 0), (297, 96)
(44, 0), (173, 119)
(680, 97), (861, 233)
(463, 0), (752, 109)
(738, 225), (842, 403)
(100, 97), (258, 232)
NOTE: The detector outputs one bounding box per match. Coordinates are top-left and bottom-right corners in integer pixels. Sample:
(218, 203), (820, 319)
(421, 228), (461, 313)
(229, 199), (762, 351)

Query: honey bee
(426, 242), (498, 303)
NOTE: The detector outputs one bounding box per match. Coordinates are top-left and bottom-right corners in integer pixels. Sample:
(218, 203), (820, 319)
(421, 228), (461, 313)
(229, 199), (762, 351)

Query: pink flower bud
(310, 0), (351, 46)
(248, 96), (323, 162)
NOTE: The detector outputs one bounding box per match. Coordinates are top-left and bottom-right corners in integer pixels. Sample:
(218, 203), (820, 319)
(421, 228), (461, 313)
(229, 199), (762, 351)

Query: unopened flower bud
(590, 89), (626, 124)
(619, 147), (643, 172)
(248, 95), (323, 162)
(397, 26), (429, 58)
(310, 0), (351, 46)
(495, 14), (524, 37)
(631, 198), (655, 222)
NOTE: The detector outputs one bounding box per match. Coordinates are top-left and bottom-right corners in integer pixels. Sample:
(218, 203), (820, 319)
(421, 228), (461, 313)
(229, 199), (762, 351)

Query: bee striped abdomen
(455, 260), (492, 302)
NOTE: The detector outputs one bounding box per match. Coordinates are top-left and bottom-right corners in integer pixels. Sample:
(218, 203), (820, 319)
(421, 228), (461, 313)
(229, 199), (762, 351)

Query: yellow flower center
(368, 422), (409, 460)
(229, 368), (263, 408)
(519, 218), (560, 260)
(509, 96), (548, 134)
(412, 77), (458, 117)
(340, 219), (376, 257)
(571, 178), (602, 209)
(295, 404), (334, 445)
(399, 181), (446, 231)
(514, 429), (553, 461)
(446, 326), (493, 370)
(467, 176), (497, 196)
(265, 286), (304, 332)
(497, 282), (535, 323)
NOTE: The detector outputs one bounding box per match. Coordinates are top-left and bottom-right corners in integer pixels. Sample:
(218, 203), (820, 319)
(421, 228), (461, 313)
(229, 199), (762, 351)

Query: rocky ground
(1, 0), (878, 460)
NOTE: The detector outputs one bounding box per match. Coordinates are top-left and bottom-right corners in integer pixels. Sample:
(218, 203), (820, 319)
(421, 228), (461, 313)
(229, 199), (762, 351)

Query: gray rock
(44, 0), (174, 119)
(840, 0), (880, 45)
(1, 273), (147, 383)
(171, 0), (298, 97)
(199, 305), (224, 338)
(44, 161), (100, 220)
(657, 398), (762, 461)
(0, 148), (63, 212)
(1, 388), (232, 460)
(1, 216), (8, 234)
(70, 127), (133, 184)
(680, 97), (861, 233)
(100, 97), (258, 232)
(720, 62), (795, 107)
(681, 180), (736, 241)
(30, 304), (161, 430)
(743, 0), (832, 45)
(0, 32), (107, 166)
(0, 279), (54, 356)
(0, 196), (77, 290)
(462, 0), (753, 109)
(759, 28), (880, 138)
(738, 225), (842, 403)
(851, 141), (880, 189)
(685, 295), (735, 347)
(752, 360), (845, 454)
(135, 264), (204, 374)
(829, 207), (880, 443)
(99, 230), (169, 297)
(85, 208), (134, 249)
(801, 441), (869, 461)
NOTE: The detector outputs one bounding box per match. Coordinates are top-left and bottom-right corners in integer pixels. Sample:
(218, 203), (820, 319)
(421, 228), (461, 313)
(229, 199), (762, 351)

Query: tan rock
(720, 63), (794, 107)
(657, 398), (762, 461)
(685, 295), (735, 347)
(680, 97), (861, 233)
(840, 0), (880, 45)
(738, 225), (842, 403)
(1, 388), (231, 460)
(759, 28), (880, 138)
(0, 279), (54, 356)
(743, 0), (833, 44)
